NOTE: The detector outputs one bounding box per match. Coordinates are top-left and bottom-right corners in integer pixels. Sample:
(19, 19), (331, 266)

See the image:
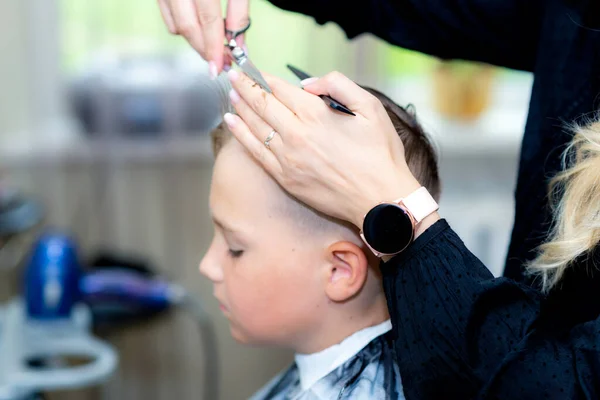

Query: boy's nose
(199, 254), (224, 282)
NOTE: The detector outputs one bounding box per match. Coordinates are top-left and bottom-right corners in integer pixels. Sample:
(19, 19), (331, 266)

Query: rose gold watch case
(359, 201), (417, 258)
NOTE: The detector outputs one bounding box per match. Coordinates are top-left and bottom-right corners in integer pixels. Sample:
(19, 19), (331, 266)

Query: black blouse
(382, 219), (600, 399)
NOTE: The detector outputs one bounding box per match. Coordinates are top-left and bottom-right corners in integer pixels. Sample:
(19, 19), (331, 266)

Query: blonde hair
(528, 119), (600, 291)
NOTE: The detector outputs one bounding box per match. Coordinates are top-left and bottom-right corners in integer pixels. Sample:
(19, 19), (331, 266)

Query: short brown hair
(362, 87), (440, 200)
(211, 86), (440, 201)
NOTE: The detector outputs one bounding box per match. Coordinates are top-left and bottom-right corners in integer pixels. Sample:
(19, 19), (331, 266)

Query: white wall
(0, 0), (76, 152)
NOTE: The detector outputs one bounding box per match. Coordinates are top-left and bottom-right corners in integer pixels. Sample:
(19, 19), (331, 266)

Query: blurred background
(0, 0), (532, 399)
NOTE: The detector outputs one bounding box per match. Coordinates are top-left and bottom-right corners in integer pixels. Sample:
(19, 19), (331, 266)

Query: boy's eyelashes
(228, 249), (244, 258)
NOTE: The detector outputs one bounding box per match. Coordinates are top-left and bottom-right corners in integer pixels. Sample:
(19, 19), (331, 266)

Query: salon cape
(249, 320), (404, 400)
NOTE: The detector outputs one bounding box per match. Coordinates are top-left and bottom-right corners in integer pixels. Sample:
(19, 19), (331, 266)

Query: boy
(199, 87), (440, 399)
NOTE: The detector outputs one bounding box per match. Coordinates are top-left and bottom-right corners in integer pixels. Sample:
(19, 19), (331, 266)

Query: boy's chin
(229, 325), (254, 345)
(229, 325), (272, 347)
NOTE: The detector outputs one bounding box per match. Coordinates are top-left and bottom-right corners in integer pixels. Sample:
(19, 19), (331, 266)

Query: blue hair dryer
(24, 232), (81, 320)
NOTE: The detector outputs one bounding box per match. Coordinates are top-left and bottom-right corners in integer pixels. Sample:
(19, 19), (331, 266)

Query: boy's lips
(213, 292), (229, 312)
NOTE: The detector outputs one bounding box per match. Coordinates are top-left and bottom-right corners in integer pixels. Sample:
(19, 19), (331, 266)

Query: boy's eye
(228, 249), (244, 258)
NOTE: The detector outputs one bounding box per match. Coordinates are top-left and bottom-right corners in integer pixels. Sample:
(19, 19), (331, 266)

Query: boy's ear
(323, 241), (369, 302)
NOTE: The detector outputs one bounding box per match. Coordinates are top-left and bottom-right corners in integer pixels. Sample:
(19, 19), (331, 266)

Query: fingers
(228, 88), (284, 151)
(262, 72), (324, 116)
(168, 0), (224, 76)
(222, 53), (233, 72)
(195, 0), (224, 73)
(223, 0), (249, 70)
(226, 0), (249, 46)
(170, 0), (206, 58)
(158, 0), (176, 34)
(223, 113), (282, 178)
(301, 71), (378, 115)
(228, 70), (299, 135)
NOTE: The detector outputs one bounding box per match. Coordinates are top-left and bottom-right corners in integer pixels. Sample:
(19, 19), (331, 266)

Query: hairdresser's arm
(267, 0), (543, 72)
(385, 219), (600, 399)
(382, 219), (535, 398)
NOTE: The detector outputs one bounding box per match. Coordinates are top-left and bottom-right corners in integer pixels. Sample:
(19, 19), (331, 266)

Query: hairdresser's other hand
(225, 70), (434, 231)
(157, 0), (249, 77)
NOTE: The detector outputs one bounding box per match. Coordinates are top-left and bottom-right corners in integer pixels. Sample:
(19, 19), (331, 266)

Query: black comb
(287, 64), (356, 116)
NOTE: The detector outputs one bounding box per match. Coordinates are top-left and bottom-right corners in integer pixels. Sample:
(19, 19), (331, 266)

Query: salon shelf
(420, 108), (527, 157)
(0, 109), (526, 167)
(0, 135), (216, 167)
(387, 73), (532, 158)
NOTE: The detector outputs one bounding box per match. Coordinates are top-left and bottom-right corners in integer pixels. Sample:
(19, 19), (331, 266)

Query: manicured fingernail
(228, 69), (239, 82)
(301, 77), (319, 86)
(209, 61), (218, 80)
(229, 89), (240, 104)
(224, 113), (236, 127)
(223, 64), (231, 72)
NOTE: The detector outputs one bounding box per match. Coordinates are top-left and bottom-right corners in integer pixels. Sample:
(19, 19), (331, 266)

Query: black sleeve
(267, 0), (544, 71)
(381, 219), (600, 399)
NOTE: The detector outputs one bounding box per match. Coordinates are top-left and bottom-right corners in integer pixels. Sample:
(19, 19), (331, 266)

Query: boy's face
(200, 141), (326, 347)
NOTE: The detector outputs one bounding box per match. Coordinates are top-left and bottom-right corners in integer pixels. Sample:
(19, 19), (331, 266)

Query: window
(60, 0), (436, 79)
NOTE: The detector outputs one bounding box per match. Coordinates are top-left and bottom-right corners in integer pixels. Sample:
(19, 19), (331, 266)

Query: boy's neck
(294, 293), (390, 354)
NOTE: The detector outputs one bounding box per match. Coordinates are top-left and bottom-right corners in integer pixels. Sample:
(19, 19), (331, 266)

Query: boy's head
(200, 87), (440, 353)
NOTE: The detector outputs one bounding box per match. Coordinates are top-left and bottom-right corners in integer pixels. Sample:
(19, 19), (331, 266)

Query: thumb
(226, 0), (250, 44)
(301, 71), (375, 113)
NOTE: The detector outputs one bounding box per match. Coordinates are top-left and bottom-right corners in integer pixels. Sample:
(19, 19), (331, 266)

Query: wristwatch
(360, 187), (439, 258)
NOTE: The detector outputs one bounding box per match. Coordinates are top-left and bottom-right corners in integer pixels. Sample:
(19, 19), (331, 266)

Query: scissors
(225, 19), (272, 93)
(287, 65), (356, 116)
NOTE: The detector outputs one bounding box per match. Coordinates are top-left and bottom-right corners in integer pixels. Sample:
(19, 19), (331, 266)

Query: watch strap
(398, 187), (439, 223)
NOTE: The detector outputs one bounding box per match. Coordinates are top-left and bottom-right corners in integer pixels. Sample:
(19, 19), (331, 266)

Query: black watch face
(363, 204), (414, 254)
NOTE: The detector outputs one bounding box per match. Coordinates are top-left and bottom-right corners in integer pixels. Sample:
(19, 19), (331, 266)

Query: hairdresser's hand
(157, 0), (249, 77)
(225, 70), (434, 231)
